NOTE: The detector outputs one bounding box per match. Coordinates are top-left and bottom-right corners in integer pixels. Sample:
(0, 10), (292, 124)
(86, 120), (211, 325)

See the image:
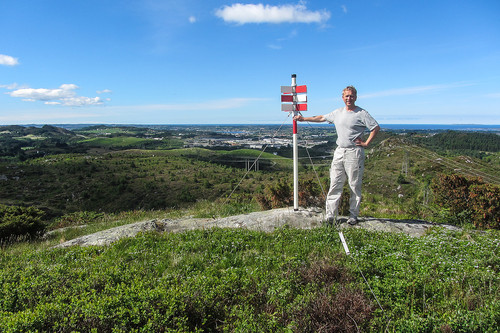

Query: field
(0, 125), (499, 331)
(1, 219), (498, 332)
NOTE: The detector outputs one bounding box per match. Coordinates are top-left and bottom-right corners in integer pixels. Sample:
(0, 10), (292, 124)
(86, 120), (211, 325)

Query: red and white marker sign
(280, 85), (307, 112)
(281, 85), (307, 94)
(281, 103), (307, 111)
(282, 74), (306, 212)
(281, 95), (307, 103)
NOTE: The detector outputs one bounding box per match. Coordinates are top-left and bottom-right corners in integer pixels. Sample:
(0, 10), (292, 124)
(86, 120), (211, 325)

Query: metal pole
(292, 74), (299, 211)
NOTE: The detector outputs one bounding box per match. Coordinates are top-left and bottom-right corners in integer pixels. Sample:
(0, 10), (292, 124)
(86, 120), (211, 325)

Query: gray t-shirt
(323, 106), (379, 148)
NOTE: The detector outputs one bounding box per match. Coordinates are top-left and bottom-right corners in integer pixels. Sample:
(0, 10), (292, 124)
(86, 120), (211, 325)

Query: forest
(408, 130), (500, 160)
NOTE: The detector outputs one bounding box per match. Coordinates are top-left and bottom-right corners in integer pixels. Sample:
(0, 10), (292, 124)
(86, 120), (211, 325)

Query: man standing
(294, 86), (380, 225)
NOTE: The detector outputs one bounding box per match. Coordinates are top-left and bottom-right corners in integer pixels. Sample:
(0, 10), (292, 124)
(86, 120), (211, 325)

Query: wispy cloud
(485, 92), (500, 98)
(361, 82), (474, 99)
(215, 2), (330, 24)
(268, 29), (298, 49)
(0, 54), (19, 66)
(97, 89), (112, 94)
(0, 83), (22, 90)
(267, 44), (282, 50)
(6, 84), (109, 106)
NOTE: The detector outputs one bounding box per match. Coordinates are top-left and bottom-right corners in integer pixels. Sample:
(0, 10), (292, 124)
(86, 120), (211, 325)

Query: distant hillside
(0, 124), (75, 137)
(409, 130), (500, 159)
(1, 125), (499, 221)
(0, 148), (290, 217)
(0, 125), (182, 159)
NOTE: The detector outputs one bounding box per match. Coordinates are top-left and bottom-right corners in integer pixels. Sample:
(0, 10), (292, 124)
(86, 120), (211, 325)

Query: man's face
(342, 90), (357, 108)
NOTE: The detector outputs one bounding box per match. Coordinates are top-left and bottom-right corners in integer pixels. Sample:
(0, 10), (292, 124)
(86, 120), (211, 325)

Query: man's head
(342, 85), (357, 109)
(342, 85), (357, 97)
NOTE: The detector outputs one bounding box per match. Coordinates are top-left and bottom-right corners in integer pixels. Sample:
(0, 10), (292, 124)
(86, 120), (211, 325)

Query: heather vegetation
(1, 223), (498, 332)
(0, 124), (499, 331)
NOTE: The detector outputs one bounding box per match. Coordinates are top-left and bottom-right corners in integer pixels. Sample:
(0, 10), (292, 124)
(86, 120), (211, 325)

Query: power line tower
(246, 159), (259, 171)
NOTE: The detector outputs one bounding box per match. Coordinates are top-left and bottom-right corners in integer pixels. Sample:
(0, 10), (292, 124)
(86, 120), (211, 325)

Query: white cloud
(341, 5), (347, 14)
(0, 54), (19, 66)
(215, 2), (330, 24)
(0, 83), (21, 90)
(189, 16), (196, 23)
(58, 96), (106, 107)
(267, 44), (282, 50)
(7, 84), (107, 106)
(97, 89), (112, 94)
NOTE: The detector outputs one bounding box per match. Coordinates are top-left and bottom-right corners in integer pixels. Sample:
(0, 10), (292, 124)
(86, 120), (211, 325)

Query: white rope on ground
(219, 114), (388, 323)
(351, 253), (384, 311)
(338, 228), (384, 312)
(346, 312), (360, 332)
(298, 117), (386, 314)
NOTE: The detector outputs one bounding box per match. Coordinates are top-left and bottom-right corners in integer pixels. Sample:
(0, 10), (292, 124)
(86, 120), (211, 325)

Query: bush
(51, 211), (105, 229)
(0, 205), (46, 239)
(431, 174), (499, 229)
(256, 179), (354, 217)
(256, 179), (327, 210)
(255, 180), (293, 210)
(431, 174), (482, 216)
(469, 184), (500, 229)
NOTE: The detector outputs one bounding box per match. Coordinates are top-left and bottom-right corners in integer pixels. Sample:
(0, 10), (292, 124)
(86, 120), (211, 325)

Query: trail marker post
(281, 74), (307, 211)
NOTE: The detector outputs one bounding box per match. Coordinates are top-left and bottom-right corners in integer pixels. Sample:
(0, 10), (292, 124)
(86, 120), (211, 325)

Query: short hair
(342, 85), (357, 97)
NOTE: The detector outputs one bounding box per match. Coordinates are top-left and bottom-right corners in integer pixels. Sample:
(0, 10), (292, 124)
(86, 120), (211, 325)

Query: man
(294, 86), (380, 225)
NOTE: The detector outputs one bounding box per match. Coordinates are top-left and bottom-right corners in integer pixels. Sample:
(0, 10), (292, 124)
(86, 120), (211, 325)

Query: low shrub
(256, 178), (351, 213)
(469, 184), (500, 229)
(431, 174), (482, 217)
(0, 205), (46, 240)
(431, 173), (499, 229)
(1, 227), (498, 332)
(256, 179), (293, 209)
(51, 211), (105, 229)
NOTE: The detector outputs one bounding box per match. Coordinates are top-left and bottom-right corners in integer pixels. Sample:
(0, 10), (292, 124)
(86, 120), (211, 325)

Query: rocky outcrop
(54, 207), (460, 248)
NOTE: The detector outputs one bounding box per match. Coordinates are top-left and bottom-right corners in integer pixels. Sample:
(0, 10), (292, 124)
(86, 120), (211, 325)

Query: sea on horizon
(7, 123), (500, 132)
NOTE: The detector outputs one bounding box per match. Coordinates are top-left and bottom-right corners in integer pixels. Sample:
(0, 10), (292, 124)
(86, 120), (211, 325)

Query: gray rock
(54, 220), (164, 248)
(338, 217), (459, 237)
(54, 207), (459, 248)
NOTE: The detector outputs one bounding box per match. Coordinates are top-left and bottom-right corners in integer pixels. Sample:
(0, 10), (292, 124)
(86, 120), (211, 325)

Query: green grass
(1, 220), (498, 332)
(79, 137), (152, 147)
(225, 149), (293, 169)
(78, 137), (183, 150)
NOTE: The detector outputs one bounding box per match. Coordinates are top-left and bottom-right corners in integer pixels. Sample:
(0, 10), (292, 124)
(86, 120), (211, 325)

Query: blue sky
(1, 0), (499, 125)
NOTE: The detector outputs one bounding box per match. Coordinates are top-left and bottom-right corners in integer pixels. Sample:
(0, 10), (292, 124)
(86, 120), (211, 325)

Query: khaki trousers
(325, 146), (365, 219)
